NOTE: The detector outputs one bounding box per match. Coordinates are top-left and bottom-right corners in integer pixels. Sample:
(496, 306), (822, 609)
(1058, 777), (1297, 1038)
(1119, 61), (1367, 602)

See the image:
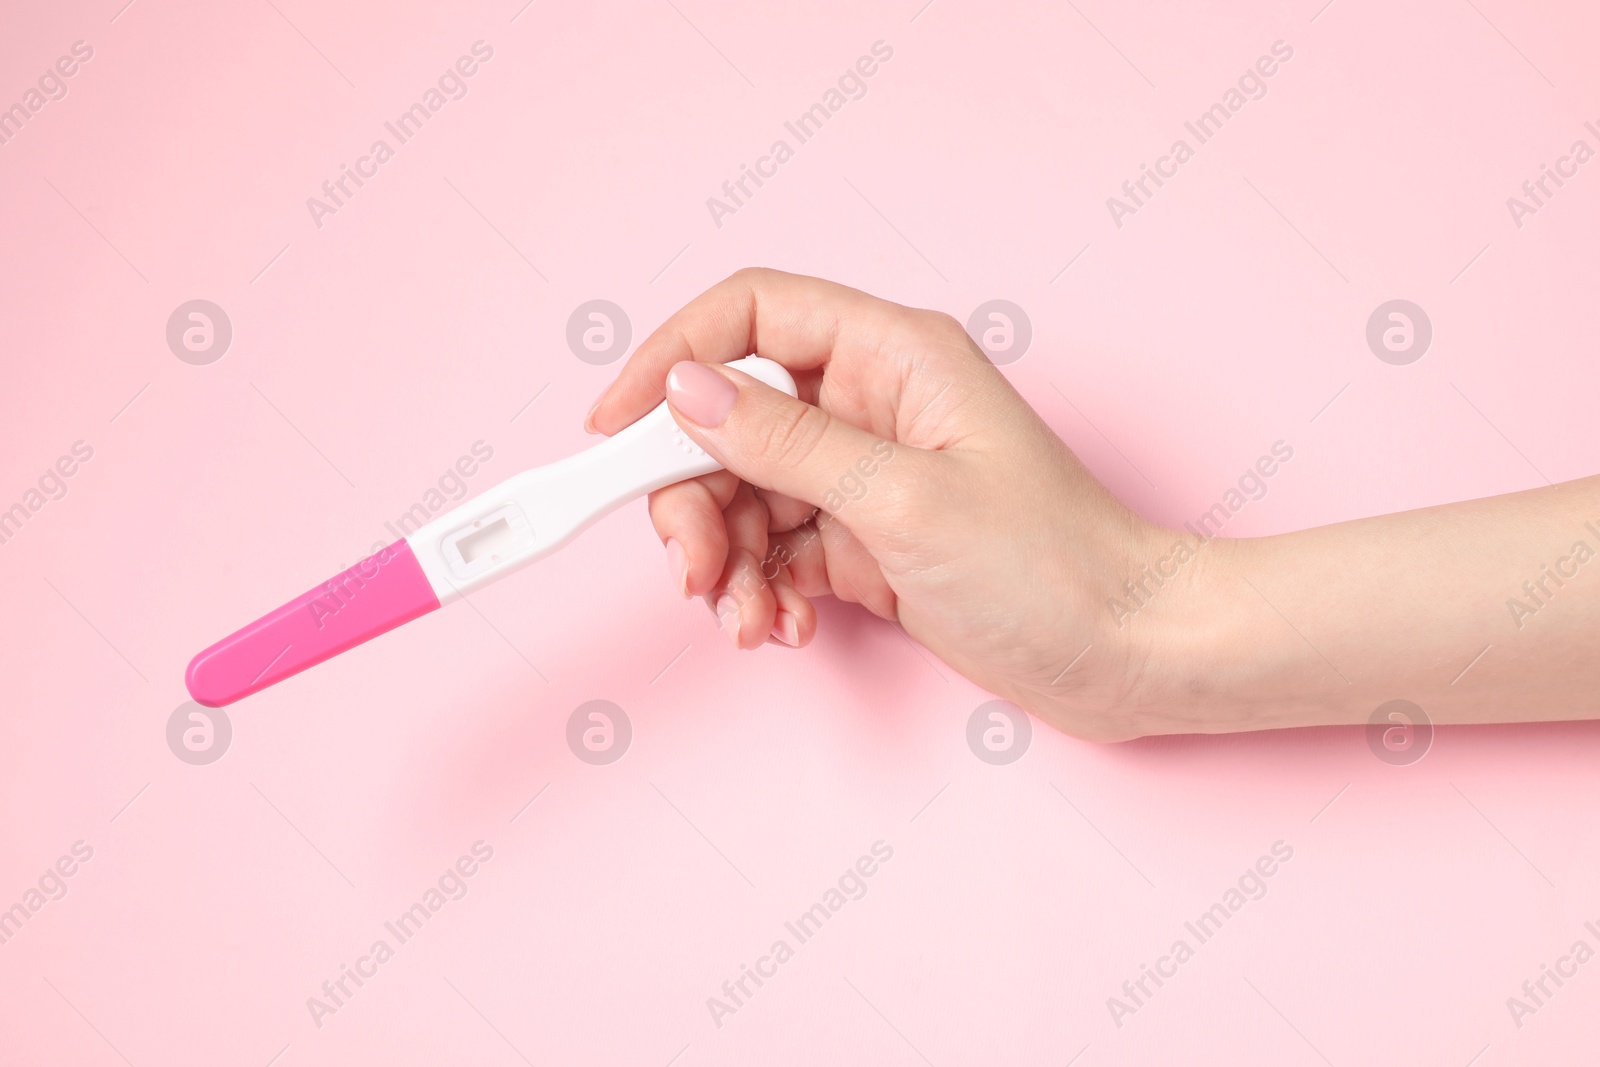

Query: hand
(586, 269), (1173, 741)
(590, 269), (1600, 739)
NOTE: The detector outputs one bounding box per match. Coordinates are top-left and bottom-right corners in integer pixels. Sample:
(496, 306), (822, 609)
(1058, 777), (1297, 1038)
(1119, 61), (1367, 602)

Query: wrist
(1132, 526), (1377, 735)
(1107, 526), (1273, 735)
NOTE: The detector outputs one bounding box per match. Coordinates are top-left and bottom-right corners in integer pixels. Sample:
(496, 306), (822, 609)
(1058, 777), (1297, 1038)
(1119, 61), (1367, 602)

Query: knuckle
(728, 265), (773, 286)
(896, 308), (986, 365)
(925, 309), (966, 337)
(900, 308), (965, 346)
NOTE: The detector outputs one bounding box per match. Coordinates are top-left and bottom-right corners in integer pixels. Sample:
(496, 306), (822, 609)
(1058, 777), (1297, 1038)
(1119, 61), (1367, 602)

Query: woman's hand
(586, 268), (1176, 741)
(590, 269), (1600, 740)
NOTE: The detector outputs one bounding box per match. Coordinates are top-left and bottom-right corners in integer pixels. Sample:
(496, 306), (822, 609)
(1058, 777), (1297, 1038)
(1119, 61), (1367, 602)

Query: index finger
(586, 267), (907, 435)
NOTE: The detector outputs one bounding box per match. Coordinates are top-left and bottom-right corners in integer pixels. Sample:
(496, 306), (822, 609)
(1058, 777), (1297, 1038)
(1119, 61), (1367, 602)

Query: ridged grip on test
(185, 540), (440, 707)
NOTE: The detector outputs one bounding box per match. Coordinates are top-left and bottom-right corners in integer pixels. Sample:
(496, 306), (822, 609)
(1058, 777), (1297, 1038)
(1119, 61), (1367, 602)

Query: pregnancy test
(185, 356), (795, 707)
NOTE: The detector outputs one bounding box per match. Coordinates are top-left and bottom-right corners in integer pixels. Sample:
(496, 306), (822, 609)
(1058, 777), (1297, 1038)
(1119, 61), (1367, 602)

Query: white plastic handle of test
(406, 356), (796, 604)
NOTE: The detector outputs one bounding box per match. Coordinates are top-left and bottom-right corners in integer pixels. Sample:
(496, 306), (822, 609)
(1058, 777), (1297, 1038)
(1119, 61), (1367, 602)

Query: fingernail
(583, 397), (602, 434)
(716, 595), (741, 647)
(666, 361), (737, 427)
(665, 538), (688, 597)
(770, 610), (799, 647)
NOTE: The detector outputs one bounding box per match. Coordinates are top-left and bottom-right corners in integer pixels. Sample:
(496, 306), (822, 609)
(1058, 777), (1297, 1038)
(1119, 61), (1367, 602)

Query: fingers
(661, 360), (924, 553)
(730, 525), (817, 650)
(766, 523), (831, 598)
(587, 268), (903, 435)
(647, 471), (739, 598)
(771, 514), (899, 621)
(651, 478), (821, 649)
(612, 269), (979, 648)
(762, 511), (897, 628)
(757, 488), (817, 532)
(820, 533), (899, 622)
(766, 575), (814, 648)
(708, 483), (776, 650)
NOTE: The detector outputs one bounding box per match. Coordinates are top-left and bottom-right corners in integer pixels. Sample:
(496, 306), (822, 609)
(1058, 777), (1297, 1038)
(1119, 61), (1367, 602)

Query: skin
(587, 269), (1600, 742)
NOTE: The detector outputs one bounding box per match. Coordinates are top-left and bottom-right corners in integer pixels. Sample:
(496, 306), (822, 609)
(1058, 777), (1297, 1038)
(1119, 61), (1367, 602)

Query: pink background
(3, 0), (1598, 1063)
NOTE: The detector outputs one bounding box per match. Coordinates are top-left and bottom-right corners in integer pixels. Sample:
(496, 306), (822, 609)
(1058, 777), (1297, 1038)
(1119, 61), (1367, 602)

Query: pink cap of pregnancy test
(185, 540), (441, 707)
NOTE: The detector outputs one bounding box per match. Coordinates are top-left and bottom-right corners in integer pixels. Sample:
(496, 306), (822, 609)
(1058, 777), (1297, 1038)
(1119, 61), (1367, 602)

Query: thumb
(663, 360), (916, 528)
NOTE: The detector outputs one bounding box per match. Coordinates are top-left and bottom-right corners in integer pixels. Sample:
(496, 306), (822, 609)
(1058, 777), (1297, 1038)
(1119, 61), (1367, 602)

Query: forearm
(1135, 475), (1600, 735)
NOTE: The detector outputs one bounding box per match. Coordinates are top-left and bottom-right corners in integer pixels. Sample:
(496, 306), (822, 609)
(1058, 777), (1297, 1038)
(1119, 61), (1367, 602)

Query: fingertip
(664, 537), (688, 597)
(682, 529), (728, 598)
(709, 548), (778, 651)
(715, 594), (741, 648)
(767, 583), (815, 648)
(648, 479), (735, 598)
(770, 609), (801, 647)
